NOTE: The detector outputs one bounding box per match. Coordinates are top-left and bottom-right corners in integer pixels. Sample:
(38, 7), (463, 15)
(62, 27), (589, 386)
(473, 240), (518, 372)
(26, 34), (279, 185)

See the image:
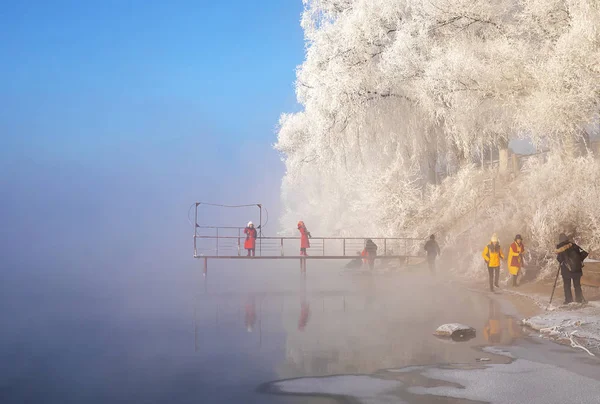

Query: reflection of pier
(191, 202), (424, 275)
(193, 289), (376, 352)
(192, 277), (527, 378)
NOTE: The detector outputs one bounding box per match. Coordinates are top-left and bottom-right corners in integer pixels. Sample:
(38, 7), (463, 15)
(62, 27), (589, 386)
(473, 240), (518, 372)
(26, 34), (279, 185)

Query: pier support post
(193, 203), (198, 257)
(203, 257), (208, 277)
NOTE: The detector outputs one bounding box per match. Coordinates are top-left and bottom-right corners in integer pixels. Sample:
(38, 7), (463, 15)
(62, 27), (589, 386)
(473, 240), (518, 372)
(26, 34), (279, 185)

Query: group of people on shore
(481, 233), (525, 292)
(480, 232), (588, 304)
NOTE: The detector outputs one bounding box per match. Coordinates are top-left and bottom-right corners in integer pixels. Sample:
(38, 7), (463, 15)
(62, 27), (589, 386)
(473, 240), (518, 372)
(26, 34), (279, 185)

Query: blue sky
(0, 1), (305, 267)
(1, 1), (303, 161)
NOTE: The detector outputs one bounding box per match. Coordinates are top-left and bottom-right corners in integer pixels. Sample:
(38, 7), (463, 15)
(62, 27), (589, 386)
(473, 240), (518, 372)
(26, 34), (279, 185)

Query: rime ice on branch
(275, 0), (600, 269)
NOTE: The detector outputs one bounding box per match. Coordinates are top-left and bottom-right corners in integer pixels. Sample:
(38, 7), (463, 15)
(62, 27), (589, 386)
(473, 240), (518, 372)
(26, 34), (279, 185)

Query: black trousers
(427, 257), (436, 274)
(246, 248), (255, 257)
(512, 275), (518, 287)
(488, 266), (500, 291)
(563, 273), (584, 303)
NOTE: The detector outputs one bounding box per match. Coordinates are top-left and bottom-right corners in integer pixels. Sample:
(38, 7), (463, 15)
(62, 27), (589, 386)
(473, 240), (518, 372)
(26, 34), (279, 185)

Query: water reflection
(298, 281), (310, 331)
(483, 299), (523, 345)
(194, 271), (525, 380)
(246, 295), (257, 332)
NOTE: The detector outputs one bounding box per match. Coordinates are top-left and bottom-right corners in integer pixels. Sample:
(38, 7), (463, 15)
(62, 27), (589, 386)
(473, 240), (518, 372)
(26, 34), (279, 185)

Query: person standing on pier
(364, 239), (378, 270)
(424, 234), (441, 274)
(298, 221), (311, 256)
(244, 222), (257, 257)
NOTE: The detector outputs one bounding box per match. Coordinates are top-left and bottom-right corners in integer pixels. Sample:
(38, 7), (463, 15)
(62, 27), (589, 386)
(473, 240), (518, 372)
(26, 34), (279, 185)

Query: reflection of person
(507, 317), (522, 343)
(244, 222), (257, 257)
(424, 234), (441, 274)
(556, 233), (588, 304)
(297, 221), (311, 256)
(245, 296), (256, 332)
(508, 234), (525, 287)
(483, 300), (503, 343)
(298, 301), (310, 331)
(482, 234), (504, 292)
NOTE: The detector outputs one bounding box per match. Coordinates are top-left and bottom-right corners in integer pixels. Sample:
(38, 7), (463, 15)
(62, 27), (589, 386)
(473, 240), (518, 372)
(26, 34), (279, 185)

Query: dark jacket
(365, 239), (378, 256)
(424, 239), (440, 258)
(556, 240), (588, 277)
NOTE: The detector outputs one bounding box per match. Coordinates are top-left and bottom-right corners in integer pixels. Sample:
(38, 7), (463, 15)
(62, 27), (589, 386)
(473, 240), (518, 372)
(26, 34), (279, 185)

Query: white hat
(248, 221), (253, 227)
(491, 233), (499, 243)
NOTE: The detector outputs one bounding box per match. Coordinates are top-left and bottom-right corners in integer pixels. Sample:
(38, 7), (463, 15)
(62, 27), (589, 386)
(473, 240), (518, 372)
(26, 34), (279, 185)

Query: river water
(2, 259), (599, 403)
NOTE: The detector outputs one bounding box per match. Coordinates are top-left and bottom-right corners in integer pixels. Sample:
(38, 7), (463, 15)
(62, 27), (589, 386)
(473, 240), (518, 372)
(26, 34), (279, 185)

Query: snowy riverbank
(494, 281), (600, 356)
(521, 302), (600, 356)
(454, 261), (600, 356)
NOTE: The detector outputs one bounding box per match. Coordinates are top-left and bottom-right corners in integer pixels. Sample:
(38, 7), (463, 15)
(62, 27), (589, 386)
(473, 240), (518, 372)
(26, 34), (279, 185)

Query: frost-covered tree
(276, 0), (600, 266)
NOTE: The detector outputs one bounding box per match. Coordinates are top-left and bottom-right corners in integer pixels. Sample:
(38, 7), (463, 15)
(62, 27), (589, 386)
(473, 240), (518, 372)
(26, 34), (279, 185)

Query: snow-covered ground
(456, 271), (600, 356)
(522, 302), (600, 356)
(261, 347), (600, 404)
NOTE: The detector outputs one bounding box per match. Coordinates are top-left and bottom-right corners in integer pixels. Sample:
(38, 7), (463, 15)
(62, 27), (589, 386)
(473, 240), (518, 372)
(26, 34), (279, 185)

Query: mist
(7, 1), (600, 403)
(0, 113), (295, 398)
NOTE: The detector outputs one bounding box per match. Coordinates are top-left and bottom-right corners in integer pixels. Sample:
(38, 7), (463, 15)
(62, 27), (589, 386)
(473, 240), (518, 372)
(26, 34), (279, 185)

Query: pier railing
(193, 234), (424, 258)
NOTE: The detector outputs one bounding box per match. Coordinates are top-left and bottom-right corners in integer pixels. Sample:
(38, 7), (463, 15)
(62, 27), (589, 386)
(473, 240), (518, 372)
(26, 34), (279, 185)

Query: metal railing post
(216, 228), (219, 257)
(238, 228), (241, 256)
(280, 238), (284, 256)
(259, 204), (262, 257)
(384, 239), (387, 256)
(323, 239), (325, 256)
(194, 203), (198, 257)
(343, 239), (346, 256)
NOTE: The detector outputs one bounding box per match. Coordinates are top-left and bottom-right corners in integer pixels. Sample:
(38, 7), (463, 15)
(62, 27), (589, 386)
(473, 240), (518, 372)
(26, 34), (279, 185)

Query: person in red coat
(297, 221), (311, 256)
(244, 222), (257, 256)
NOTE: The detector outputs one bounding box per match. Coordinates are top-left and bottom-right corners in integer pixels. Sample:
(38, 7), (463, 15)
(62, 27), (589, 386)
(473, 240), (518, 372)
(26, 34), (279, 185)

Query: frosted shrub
(516, 154), (600, 277)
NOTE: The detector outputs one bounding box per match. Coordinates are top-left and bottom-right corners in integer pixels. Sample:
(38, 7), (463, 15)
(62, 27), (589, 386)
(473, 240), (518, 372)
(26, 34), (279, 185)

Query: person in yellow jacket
(507, 234), (525, 287)
(482, 233), (504, 292)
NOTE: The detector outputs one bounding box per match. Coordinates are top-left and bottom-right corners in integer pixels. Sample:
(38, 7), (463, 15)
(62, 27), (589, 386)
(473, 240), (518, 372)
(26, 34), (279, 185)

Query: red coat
(361, 249), (369, 264)
(298, 225), (310, 248)
(244, 227), (257, 249)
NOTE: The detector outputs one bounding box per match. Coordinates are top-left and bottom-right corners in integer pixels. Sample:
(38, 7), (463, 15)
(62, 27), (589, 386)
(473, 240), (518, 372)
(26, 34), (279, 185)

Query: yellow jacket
(482, 243), (504, 267)
(507, 242), (524, 276)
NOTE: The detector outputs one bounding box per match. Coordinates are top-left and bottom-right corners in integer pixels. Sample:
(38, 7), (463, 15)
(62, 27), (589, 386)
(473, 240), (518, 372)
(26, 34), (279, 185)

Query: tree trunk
(511, 154), (519, 176)
(498, 137), (509, 176)
(563, 134), (580, 158)
(455, 147), (468, 168)
(425, 124), (439, 185)
(426, 150), (437, 185)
